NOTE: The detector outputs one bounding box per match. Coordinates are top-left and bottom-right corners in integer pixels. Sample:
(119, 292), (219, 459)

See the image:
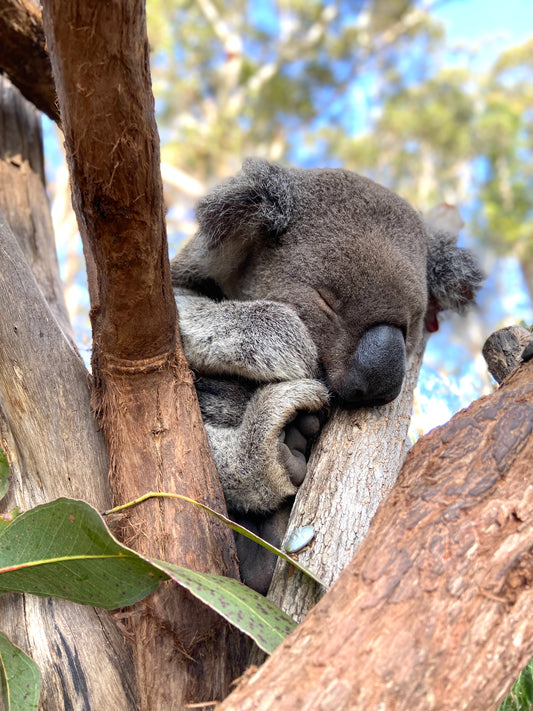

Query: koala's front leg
(205, 379), (329, 513)
(175, 292), (318, 382)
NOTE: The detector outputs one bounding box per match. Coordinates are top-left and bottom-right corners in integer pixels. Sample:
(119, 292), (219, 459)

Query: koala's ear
(196, 158), (294, 249)
(424, 204), (485, 332)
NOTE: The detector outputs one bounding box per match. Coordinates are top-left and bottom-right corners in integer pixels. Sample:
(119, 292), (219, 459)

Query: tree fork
(218, 359), (533, 710)
(41, 1), (247, 708)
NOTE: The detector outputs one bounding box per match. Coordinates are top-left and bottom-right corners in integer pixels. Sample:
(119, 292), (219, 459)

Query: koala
(171, 159), (484, 591)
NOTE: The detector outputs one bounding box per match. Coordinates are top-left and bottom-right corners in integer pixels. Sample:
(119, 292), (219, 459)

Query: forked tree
(0, 2), (532, 710)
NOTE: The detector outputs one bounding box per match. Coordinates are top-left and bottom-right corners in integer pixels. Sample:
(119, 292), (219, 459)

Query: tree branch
(42, 0), (174, 359)
(0, 77), (134, 706)
(267, 333), (428, 622)
(218, 359), (533, 710)
(228, 3), (339, 115)
(0, 0), (58, 122)
(161, 161), (206, 198)
(0, 74), (70, 338)
(195, 0), (241, 53)
(40, 1), (248, 707)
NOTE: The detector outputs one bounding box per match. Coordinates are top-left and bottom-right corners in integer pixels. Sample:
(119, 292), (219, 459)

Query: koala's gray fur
(170, 159), (484, 571)
(175, 295), (319, 383)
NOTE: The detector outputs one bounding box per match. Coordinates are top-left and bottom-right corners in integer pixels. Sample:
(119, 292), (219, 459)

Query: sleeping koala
(171, 159), (484, 590)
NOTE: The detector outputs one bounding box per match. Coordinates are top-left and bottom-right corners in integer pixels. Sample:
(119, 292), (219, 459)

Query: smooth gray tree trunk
(267, 333), (428, 622)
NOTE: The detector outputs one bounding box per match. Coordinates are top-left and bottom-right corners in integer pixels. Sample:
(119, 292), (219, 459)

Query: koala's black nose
(339, 324), (406, 406)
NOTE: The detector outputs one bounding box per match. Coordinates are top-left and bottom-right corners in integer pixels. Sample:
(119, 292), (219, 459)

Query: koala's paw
(232, 502), (293, 594)
(278, 410), (326, 486)
(229, 379), (330, 512)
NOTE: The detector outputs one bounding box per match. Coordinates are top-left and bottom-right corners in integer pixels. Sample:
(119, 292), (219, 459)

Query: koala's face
(254, 231), (427, 406)
(215, 167), (427, 406)
(176, 160), (482, 407)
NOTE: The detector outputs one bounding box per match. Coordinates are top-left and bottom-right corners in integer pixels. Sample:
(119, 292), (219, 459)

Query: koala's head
(173, 159), (484, 407)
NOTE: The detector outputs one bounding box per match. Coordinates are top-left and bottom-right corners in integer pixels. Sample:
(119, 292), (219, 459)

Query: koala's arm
(203, 379), (329, 513)
(174, 291), (318, 381)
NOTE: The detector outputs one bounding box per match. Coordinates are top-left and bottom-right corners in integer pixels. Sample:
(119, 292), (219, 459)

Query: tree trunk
(521, 258), (533, 304)
(40, 2), (248, 708)
(0, 74), (69, 338)
(218, 358), (533, 711)
(0, 76), (135, 711)
(267, 334), (428, 623)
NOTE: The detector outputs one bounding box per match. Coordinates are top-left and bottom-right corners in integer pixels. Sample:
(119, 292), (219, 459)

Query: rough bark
(40, 2), (248, 709)
(267, 333), (428, 622)
(0, 74), (71, 341)
(0, 0), (58, 123)
(0, 78), (134, 710)
(483, 325), (533, 384)
(218, 358), (533, 711)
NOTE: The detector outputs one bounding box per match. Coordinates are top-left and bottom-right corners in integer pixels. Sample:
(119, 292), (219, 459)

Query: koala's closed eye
(315, 289), (339, 321)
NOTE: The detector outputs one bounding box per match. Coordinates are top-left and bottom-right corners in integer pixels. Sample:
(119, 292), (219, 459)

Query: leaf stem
(103, 492), (326, 587)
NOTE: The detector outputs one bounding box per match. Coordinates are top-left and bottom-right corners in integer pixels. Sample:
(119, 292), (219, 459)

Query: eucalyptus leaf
(0, 498), (167, 608)
(108, 492), (326, 588)
(151, 560), (297, 654)
(0, 631), (41, 710)
(0, 497), (300, 653)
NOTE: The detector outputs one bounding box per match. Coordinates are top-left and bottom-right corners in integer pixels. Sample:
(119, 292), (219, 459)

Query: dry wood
(0, 75), (71, 341)
(40, 1), (248, 708)
(218, 359), (533, 711)
(0, 78), (134, 710)
(0, 0), (58, 122)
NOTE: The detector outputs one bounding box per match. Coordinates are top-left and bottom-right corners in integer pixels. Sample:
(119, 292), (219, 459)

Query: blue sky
(434, 0), (533, 58)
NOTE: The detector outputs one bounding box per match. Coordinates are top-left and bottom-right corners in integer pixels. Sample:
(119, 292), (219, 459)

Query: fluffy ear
(424, 204), (485, 332)
(196, 158), (294, 249)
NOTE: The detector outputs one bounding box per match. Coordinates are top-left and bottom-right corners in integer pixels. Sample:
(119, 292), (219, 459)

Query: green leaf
(0, 499), (167, 608)
(0, 449), (10, 501)
(151, 560), (297, 654)
(0, 631), (41, 710)
(0, 498), (299, 653)
(108, 492), (326, 588)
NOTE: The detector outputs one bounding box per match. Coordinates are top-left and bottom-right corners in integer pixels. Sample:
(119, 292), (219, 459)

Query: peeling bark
(218, 360), (533, 711)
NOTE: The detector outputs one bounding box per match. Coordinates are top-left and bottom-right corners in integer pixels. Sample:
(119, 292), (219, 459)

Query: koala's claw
(279, 412), (323, 486)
